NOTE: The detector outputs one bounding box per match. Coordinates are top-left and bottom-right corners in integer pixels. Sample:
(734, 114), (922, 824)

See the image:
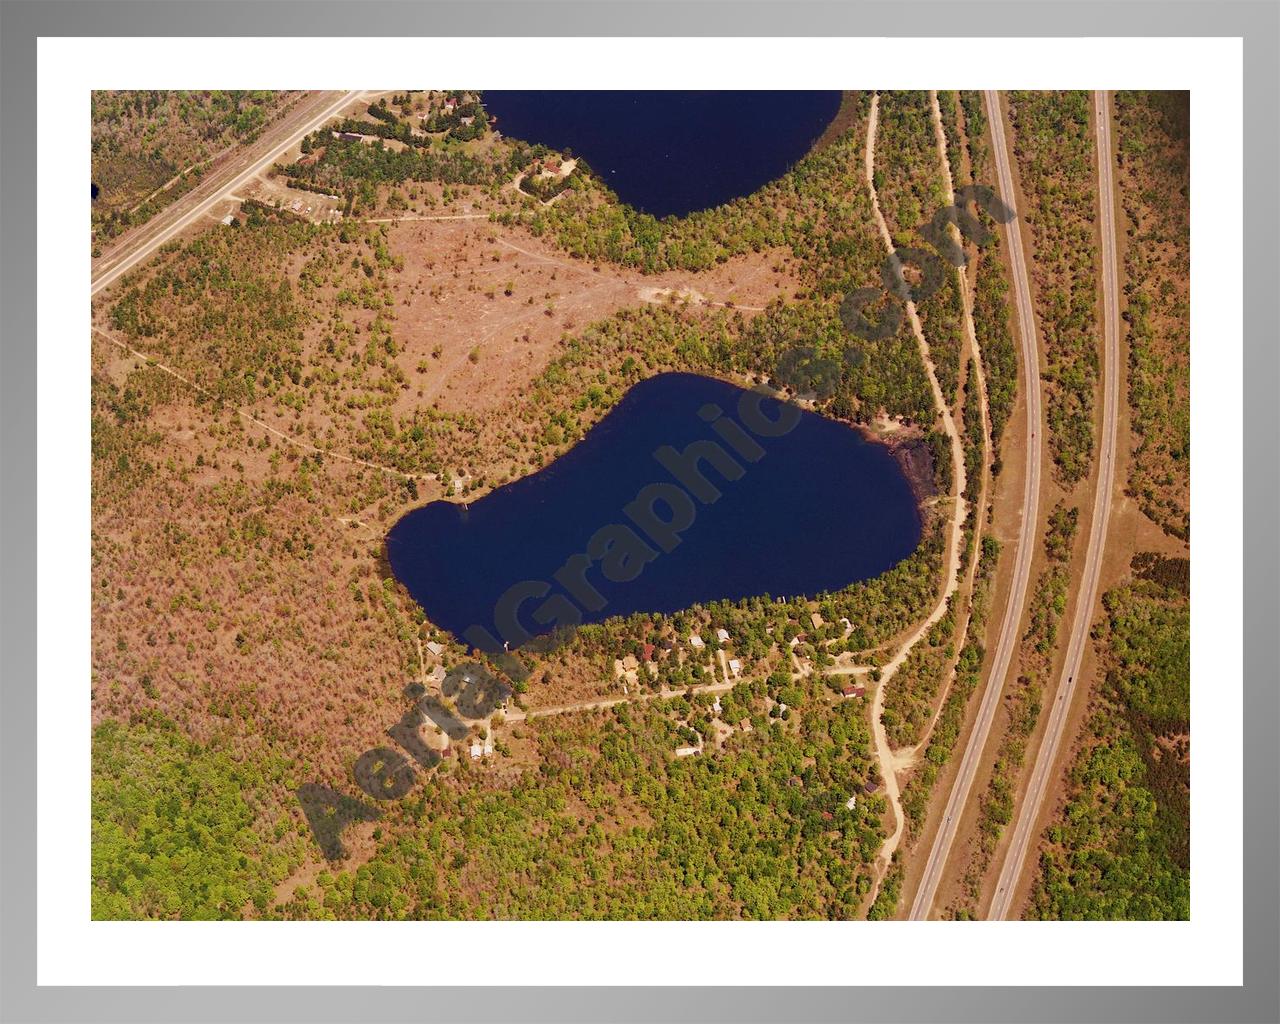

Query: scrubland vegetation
(873, 91), (965, 408)
(1007, 91), (1100, 486)
(954, 91), (1020, 462)
(1114, 91), (1190, 539)
(92, 90), (299, 244)
(948, 502), (1078, 915)
(898, 536), (1000, 838)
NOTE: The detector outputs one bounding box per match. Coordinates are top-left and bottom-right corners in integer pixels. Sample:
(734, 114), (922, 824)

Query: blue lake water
(481, 91), (842, 218)
(386, 373), (921, 652)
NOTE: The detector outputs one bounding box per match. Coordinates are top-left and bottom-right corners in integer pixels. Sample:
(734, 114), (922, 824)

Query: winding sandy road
(92, 90), (363, 296)
(862, 93), (970, 897)
(504, 679), (737, 723)
(908, 90), (1045, 920)
(898, 91), (997, 762)
(986, 90), (1121, 920)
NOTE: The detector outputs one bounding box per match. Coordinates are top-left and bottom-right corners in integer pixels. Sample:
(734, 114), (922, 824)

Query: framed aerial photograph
(84, 77), (1194, 924)
(6, 6), (1273, 1023)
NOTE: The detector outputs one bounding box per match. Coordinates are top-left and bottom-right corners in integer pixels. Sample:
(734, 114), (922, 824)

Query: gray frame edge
(0, 2), (1275, 1022)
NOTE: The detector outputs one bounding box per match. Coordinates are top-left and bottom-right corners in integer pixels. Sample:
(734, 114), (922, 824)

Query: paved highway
(908, 90), (1044, 920)
(986, 90), (1122, 920)
(92, 90), (362, 296)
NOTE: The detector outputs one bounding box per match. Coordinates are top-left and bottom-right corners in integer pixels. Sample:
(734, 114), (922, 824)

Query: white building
(715, 628), (731, 644)
(689, 634), (705, 650)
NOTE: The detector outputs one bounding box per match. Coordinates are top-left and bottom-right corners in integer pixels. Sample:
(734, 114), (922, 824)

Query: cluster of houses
(415, 637), (507, 763)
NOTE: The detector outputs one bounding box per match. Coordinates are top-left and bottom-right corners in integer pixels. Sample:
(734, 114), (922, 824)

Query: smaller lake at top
(482, 91), (842, 219)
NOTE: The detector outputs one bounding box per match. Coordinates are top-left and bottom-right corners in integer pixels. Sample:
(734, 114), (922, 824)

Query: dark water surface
(386, 374), (921, 652)
(482, 90), (842, 218)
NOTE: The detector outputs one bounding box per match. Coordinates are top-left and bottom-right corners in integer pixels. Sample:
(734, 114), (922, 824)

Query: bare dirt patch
(379, 219), (796, 417)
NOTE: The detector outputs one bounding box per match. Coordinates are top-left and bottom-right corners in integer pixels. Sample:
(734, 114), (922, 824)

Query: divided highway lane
(986, 90), (1122, 920)
(908, 90), (1044, 920)
(92, 90), (363, 296)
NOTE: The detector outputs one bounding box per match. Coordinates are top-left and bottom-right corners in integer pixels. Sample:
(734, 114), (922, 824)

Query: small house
(715, 628), (731, 644)
(810, 612), (825, 629)
(675, 745), (701, 758)
(427, 665), (448, 685)
(689, 634), (705, 650)
(863, 779), (881, 795)
(728, 658), (742, 678)
(425, 641), (445, 657)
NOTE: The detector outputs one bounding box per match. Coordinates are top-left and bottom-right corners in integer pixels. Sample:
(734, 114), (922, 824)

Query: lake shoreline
(386, 372), (924, 647)
(810, 90), (863, 154)
(871, 429), (940, 508)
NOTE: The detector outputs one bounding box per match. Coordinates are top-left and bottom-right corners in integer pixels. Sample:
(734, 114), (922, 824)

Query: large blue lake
(482, 91), (842, 218)
(386, 374), (921, 652)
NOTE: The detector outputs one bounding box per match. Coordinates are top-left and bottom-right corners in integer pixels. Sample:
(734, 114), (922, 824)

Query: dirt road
(91, 90), (362, 296)
(862, 93), (970, 895)
(908, 90), (1045, 920)
(985, 90), (1122, 920)
(505, 679), (737, 723)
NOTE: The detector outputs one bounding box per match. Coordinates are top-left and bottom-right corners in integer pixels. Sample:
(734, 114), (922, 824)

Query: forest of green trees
(1029, 573), (1189, 919)
(275, 685), (886, 920)
(92, 713), (305, 919)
